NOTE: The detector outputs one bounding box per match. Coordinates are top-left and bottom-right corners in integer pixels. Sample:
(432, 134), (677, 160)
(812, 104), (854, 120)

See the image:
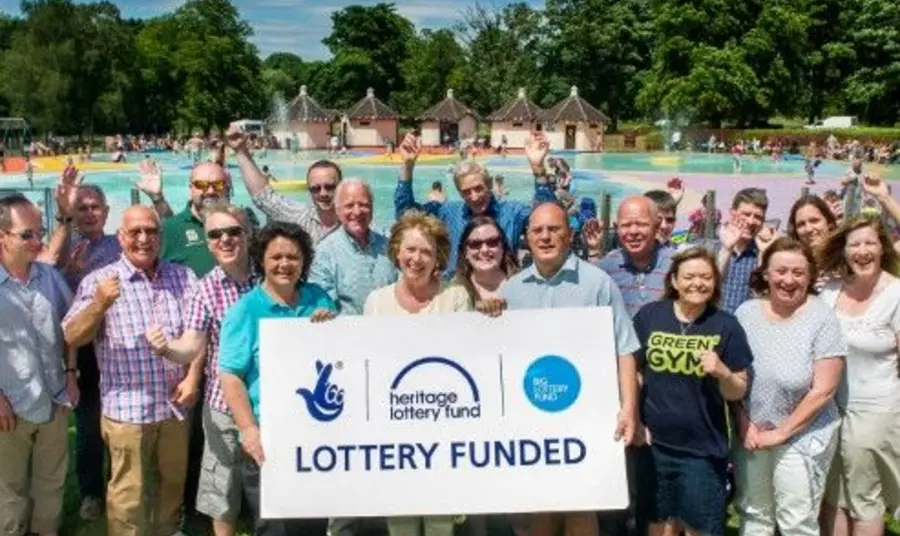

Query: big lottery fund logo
(297, 360), (345, 422)
(523, 355), (581, 412)
(389, 356), (481, 422)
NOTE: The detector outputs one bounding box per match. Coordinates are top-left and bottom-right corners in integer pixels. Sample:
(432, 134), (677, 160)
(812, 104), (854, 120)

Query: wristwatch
(64, 367), (80, 379)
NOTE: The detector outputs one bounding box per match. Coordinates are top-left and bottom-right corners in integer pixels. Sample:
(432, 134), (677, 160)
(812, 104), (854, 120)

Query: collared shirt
(161, 205), (215, 277)
(694, 238), (759, 313)
(501, 253), (640, 357)
(67, 234), (122, 290)
(63, 258), (198, 424)
(251, 185), (339, 244)
(394, 179), (555, 277)
(184, 266), (256, 413)
(0, 262), (72, 423)
(308, 228), (398, 315)
(596, 245), (674, 318)
(219, 283), (336, 423)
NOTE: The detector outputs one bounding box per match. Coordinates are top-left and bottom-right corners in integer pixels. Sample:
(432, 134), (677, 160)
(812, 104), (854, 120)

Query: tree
(393, 29), (467, 117)
(842, 0), (900, 125)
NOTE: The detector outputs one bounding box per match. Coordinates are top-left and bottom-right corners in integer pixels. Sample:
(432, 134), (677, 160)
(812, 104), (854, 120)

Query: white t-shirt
(820, 277), (900, 412)
(363, 282), (471, 316)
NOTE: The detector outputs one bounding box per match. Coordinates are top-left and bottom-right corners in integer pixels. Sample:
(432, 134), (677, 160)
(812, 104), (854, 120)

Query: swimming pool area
(1, 150), (894, 235)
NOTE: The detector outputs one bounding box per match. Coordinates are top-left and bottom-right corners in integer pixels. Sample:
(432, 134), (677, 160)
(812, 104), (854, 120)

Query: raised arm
(394, 132), (433, 218)
(63, 273), (120, 347)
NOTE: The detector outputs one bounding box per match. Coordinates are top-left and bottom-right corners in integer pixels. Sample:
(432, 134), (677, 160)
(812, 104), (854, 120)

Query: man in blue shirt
(394, 132), (556, 276)
(501, 202), (641, 536)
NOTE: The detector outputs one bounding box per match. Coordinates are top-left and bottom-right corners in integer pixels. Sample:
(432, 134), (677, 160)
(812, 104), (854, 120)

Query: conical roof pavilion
(418, 89), (478, 122)
(543, 86), (609, 124)
(486, 87), (544, 123)
(345, 88), (399, 121)
(281, 85), (338, 123)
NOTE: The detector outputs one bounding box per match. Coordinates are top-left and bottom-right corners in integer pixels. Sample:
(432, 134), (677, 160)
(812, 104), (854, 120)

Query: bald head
(529, 202), (570, 232)
(121, 205), (159, 228)
(191, 162), (228, 182)
(616, 195), (659, 261)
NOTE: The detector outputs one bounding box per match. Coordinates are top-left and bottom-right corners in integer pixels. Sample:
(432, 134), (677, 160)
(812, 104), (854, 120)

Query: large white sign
(259, 307), (627, 519)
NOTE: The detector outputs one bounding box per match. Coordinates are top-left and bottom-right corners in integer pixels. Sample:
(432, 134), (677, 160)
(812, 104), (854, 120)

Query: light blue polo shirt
(219, 283), (336, 422)
(308, 228), (398, 315)
(501, 253), (640, 357)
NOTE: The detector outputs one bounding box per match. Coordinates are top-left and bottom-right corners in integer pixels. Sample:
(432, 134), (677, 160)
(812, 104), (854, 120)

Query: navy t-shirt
(633, 299), (753, 459)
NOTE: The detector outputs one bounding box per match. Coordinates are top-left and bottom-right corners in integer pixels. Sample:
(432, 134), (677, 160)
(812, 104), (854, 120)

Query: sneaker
(79, 496), (103, 521)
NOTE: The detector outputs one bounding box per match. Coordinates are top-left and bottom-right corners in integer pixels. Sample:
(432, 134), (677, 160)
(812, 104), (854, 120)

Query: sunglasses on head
(125, 226), (160, 238)
(466, 237), (502, 250)
(309, 183), (337, 194)
(191, 180), (227, 193)
(207, 226), (243, 240)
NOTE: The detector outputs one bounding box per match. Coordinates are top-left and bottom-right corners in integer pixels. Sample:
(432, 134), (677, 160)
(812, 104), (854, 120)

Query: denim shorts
(638, 443), (728, 535)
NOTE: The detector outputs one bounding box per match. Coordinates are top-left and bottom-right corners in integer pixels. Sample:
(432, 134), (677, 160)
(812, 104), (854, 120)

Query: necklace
(679, 319), (694, 335)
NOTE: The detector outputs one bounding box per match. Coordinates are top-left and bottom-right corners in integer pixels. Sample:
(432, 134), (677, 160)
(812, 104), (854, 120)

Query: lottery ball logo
(523, 355), (581, 412)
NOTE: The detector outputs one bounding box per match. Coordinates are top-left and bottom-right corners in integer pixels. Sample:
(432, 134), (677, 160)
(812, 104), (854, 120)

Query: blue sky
(0, 0), (544, 59)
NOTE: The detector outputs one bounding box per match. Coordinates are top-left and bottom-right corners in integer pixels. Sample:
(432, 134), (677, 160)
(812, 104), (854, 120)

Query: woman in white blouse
(364, 210), (471, 536)
(818, 216), (900, 536)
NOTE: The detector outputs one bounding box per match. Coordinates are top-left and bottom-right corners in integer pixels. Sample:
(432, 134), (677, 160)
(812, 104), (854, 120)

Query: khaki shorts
(196, 407), (243, 524)
(825, 408), (900, 520)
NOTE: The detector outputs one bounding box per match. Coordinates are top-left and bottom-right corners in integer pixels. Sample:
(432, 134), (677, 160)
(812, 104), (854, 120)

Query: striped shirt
(501, 253), (640, 357)
(63, 258), (197, 423)
(184, 266), (255, 413)
(596, 245), (674, 318)
(308, 228), (398, 315)
(0, 262), (72, 423)
(250, 185), (338, 244)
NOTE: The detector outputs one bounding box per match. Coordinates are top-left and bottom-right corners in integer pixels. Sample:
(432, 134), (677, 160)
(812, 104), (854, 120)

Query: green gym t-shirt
(160, 205), (215, 277)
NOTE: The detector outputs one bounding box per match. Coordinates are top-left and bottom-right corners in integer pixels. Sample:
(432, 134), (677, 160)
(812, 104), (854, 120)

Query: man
(0, 194), (75, 536)
(63, 206), (200, 536)
(642, 190), (679, 247)
(160, 161), (229, 277)
(61, 184), (122, 522)
(395, 131), (555, 275)
(696, 188), (768, 313)
(145, 204), (255, 536)
(500, 202), (640, 536)
(596, 196), (675, 318)
(309, 179), (397, 316)
(225, 125), (340, 244)
(308, 180), (397, 536)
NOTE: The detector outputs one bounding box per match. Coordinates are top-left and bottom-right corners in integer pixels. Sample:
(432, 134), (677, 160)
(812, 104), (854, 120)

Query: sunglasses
(124, 226), (160, 238)
(207, 226), (243, 240)
(9, 228), (46, 241)
(466, 237), (502, 250)
(191, 180), (227, 193)
(309, 183), (337, 194)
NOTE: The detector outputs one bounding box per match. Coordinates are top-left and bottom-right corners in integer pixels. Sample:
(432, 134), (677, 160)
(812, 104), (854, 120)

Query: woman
(818, 216), (900, 536)
(365, 211), (470, 536)
(632, 247), (752, 536)
(734, 237), (846, 535)
(454, 216), (518, 305)
(218, 221), (336, 535)
(787, 195), (838, 251)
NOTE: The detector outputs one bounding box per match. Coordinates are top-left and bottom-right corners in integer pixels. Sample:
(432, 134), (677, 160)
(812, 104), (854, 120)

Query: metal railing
(0, 187), (56, 233)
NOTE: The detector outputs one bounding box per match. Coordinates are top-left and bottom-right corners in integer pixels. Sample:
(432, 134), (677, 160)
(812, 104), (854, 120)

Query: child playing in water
(804, 141), (821, 184)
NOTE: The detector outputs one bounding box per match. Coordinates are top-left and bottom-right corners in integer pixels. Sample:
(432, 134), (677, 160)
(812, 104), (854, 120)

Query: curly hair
(817, 215), (900, 278)
(388, 210), (451, 277)
(250, 221), (315, 287)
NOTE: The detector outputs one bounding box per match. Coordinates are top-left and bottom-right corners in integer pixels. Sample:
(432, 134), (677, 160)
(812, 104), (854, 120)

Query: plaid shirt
(184, 266), (255, 413)
(694, 238), (759, 313)
(63, 258), (198, 423)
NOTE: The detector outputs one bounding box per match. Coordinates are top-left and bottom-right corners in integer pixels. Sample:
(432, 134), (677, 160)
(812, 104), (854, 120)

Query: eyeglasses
(466, 237), (502, 250)
(9, 228), (46, 241)
(207, 226), (243, 240)
(124, 226), (160, 238)
(309, 183), (337, 194)
(191, 180), (227, 193)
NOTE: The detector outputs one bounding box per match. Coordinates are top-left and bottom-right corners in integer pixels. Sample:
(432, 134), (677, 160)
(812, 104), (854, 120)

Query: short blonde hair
(203, 202), (250, 231)
(388, 210), (451, 275)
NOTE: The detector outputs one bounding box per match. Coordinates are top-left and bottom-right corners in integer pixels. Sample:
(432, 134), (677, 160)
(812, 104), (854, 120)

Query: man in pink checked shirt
(62, 205), (201, 536)
(145, 203), (255, 536)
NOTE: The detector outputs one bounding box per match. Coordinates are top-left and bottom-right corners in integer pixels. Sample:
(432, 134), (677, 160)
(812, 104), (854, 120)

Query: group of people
(2, 125), (900, 536)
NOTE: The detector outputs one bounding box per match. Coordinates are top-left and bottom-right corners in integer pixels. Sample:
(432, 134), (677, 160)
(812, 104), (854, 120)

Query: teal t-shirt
(219, 283), (336, 423)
